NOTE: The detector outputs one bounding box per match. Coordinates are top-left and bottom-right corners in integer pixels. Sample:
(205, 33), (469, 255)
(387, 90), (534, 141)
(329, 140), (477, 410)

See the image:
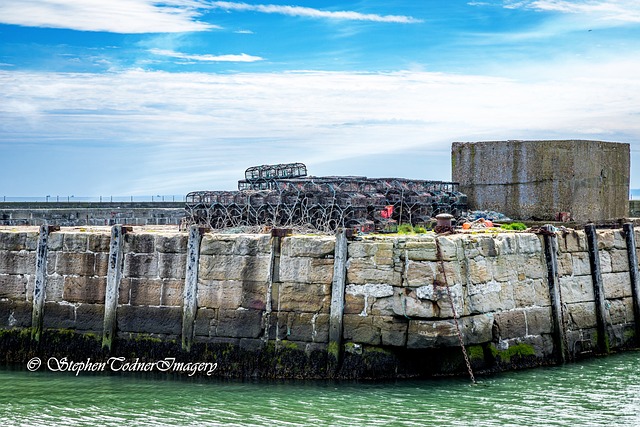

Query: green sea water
(1, 351), (639, 427)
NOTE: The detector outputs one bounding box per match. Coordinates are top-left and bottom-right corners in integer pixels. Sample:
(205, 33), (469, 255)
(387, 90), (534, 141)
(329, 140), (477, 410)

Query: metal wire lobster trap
(185, 163), (467, 231)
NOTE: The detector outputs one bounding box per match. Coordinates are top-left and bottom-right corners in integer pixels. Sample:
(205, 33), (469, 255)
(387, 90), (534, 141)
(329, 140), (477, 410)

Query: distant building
(451, 140), (629, 221)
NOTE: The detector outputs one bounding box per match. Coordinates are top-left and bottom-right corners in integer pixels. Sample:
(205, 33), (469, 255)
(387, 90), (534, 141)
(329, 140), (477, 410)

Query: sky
(1, 0), (639, 197)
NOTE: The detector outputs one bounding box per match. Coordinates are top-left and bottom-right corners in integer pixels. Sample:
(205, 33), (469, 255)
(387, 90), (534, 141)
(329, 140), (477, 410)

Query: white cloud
(150, 48), (263, 62)
(210, 1), (423, 23)
(502, 0), (640, 23)
(1, 62), (639, 194)
(0, 0), (217, 33)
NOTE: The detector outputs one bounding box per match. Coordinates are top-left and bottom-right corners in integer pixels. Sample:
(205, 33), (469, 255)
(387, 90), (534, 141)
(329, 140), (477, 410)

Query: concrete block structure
(451, 140), (629, 221)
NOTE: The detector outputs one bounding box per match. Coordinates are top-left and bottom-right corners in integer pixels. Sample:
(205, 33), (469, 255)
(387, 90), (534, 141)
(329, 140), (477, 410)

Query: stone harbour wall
(1, 225), (639, 379)
(0, 202), (185, 226)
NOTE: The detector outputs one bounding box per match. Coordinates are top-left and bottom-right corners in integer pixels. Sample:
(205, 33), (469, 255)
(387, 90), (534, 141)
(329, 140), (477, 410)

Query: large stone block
(160, 279), (183, 306)
(54, 252), (95, 276)
(434, 261), (462, 286)
(609, 249), (629, 273)
(525, 306), (553, 335)
(401, 239), (437, 261)
(197, 280), (243, 309)
(278, 256), (334, 284)
(47, 232), (64, 251)
(158, 253), (187, 280)
(282, 236), (334, 258)
(342, 314), (380, 345)
(488, 255), (519, 282)
(513, 278), (550, 308)
(407, 314), (493, 348)
(494, 310), (527, 339)
(274, 282), (330, 313)
(602, 272), (632, 299)
(124, 233), (155, 253)
(467, 281), (515, 313)
(43, 302), (76, 329)
(75, 304), (105, 331)
(232, 235), (271, 256)
(0, 274), (28, 298)
(376, 316), (408, 347)
(155, 234), (188, 253)
(199, 235), (235, 255)
(88, 233), (111, 253)
(516, 234), (543, 254)
(559, 275), (595, 304)
(565, 302), (597, 329)
(216, 308), (263, 338)
(404, 260), (437, 286)
(117, 305), (182, 335)
(466, 257), (491, 284)
(199, 254), (270, 282)
(63, 276), (106, 304)
(124, 253), (159, 279)
(129, 278), (162, 306)
(0, 232), (38, 251)
(0, 251), (36, 275)
(62, 233), (88, 252)
(436, 236), (461, 261)
(346, 259), (401, 285)
(571, 252), (591, 276)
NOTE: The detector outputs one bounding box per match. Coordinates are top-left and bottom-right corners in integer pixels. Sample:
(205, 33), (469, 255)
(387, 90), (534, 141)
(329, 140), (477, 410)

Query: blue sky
(1, 0), (639, 197)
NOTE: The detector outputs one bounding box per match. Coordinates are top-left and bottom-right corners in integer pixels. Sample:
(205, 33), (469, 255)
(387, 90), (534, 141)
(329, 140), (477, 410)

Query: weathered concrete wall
(0, 202), (184, 226)
(451, 140), (630, 221)
(1, 226), (639, 378)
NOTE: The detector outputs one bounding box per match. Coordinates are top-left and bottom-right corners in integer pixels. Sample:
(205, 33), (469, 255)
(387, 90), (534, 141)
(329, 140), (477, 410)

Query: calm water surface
(1, 351), (639, 427)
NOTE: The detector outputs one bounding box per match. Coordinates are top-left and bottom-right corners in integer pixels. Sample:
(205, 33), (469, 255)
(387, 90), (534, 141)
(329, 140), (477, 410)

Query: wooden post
(102, 225), (127, 350)
(541, 225), (567, 364)
(262, 229), (288, 344)
(584, 224), (609, 354)
(31, 225), (57, 341)
(622, 223), (640, 344)
(329, 229), (348, 366)
(181, 225), (204, 352)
